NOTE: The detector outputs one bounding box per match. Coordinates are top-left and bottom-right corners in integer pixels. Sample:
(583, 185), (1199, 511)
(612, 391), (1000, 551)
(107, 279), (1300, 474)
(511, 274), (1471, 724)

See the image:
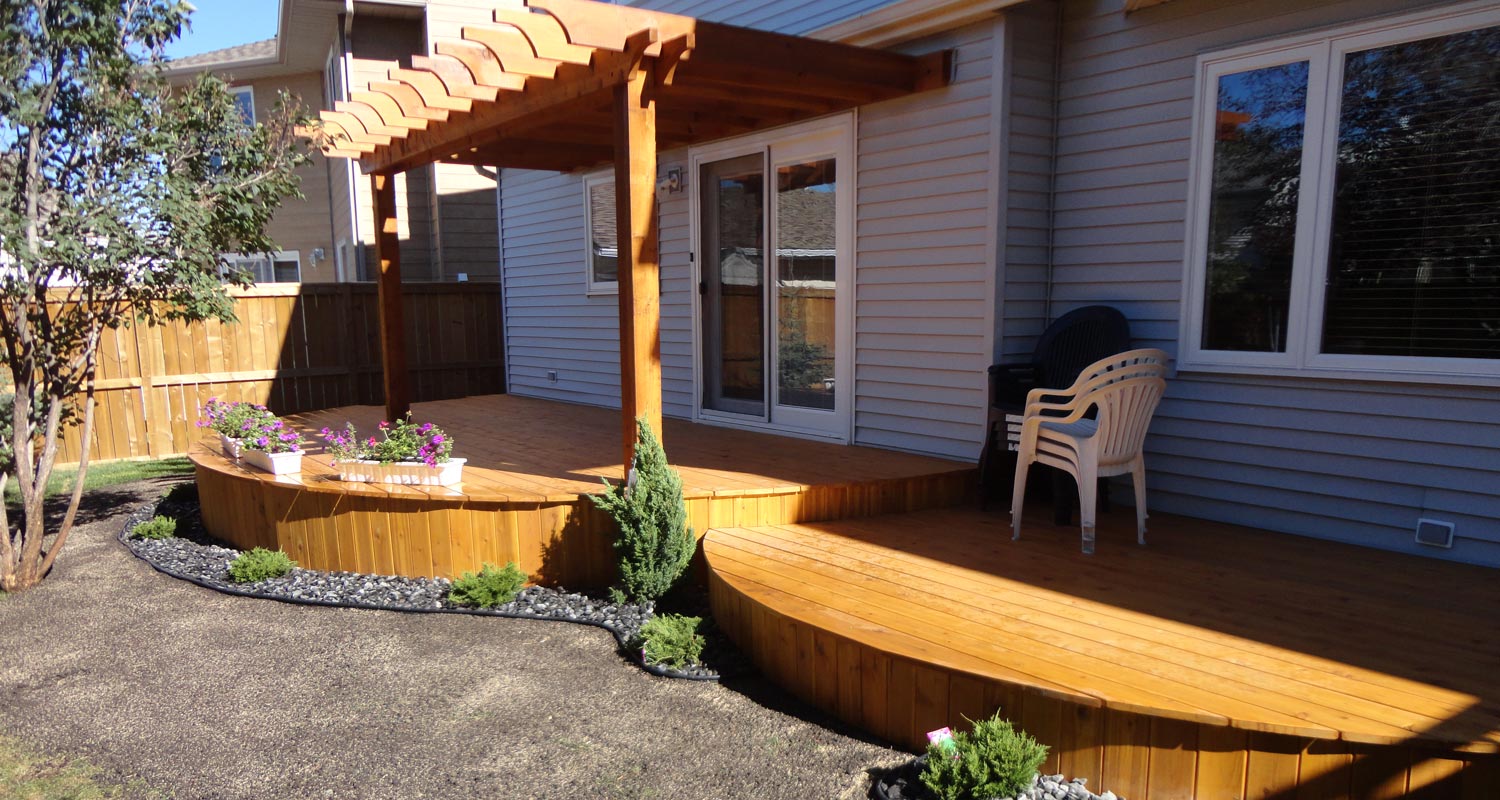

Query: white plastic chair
(1010, 349), (1169, 554)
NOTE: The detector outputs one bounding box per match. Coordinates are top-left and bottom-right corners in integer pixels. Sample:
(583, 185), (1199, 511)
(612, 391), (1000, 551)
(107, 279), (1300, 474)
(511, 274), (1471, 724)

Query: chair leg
(1078, 464), (1098, 555)
(1132, 459), (1149, 546)
(1010, 460), (1030, 541)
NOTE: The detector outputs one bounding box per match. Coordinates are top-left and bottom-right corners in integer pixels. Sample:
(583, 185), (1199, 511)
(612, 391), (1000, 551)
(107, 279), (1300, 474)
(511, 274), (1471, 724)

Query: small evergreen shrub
(447, 562), (527, 608)
(227, 548), (296, 583)
(633, 613), (704, 669)
(589, 418), (695, 602)
(131, 516), (177, 540)
(920, 713), (1049, 800)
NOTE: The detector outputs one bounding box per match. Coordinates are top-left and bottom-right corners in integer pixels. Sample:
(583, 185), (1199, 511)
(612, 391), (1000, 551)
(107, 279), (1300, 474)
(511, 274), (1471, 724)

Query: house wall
(1050, 0), (1500, 565)
(624, 0), (898, 36)
(238, 72), (339, 283)
(998, 1), (1057, 360)
(498, 15), (1003, 462)
(851, 19), (999, 459)
(342, 5), (505, 283)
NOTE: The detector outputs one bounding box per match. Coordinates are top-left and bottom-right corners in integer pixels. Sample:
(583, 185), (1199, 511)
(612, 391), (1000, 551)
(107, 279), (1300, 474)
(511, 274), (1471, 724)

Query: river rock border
(117, 491), (720, 681)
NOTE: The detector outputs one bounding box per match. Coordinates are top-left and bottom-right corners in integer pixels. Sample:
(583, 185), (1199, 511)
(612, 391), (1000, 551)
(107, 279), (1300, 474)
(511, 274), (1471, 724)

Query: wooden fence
(58, 283), (505, 464)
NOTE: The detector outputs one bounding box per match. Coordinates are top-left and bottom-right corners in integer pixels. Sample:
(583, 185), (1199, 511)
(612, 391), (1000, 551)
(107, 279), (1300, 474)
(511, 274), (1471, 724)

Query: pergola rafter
(310, 0), (952, 465)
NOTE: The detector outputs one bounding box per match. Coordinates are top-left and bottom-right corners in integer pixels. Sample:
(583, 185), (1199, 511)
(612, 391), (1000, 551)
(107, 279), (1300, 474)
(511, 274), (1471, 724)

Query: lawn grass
(0, 734), (153, 799)
(3, 457), (194, 503)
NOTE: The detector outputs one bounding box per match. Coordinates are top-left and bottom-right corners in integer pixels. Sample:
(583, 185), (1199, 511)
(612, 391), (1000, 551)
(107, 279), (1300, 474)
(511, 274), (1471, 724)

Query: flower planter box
(219, 433), (243, 460)
(241, 448), (303, 475)
(337, 458), (466, 487)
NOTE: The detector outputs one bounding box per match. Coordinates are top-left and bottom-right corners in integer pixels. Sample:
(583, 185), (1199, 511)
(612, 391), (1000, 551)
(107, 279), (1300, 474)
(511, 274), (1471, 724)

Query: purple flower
(419, 423), (433, 433)
(255, 436), (269, 448)
(430, 434), (444, 444)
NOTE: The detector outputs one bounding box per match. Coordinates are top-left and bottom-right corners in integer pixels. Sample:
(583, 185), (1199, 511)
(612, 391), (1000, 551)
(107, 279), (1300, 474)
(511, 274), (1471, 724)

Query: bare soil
(0, 480), (904, 800)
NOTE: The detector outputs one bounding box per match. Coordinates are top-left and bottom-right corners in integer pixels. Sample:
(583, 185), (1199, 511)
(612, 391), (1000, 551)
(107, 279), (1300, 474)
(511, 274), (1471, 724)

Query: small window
(1183, 3), (1500, 382)
(220, 251), (300, 284)
(583, 171), (617, 293)
(230, 86), (255, 124)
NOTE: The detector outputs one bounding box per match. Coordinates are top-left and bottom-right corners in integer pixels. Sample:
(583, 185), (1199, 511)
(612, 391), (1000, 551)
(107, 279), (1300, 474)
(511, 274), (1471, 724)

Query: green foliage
(633, 613), (705, 669)
(198, 399), (302, 453)
(920, 713), (1049, 800)
(0, 0), (310, 592)
(607, 587), (628, 605)
(0, 733), (159, 799)
(227, 548), (296, 584)
(130, 516), (176, 540)
(320, 415), (453, 466)
(588, 419), (695, 603)
(447, 562), (528, 608)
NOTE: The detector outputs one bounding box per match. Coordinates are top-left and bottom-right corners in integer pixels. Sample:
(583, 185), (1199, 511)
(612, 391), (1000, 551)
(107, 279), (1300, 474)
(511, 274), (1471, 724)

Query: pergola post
(371, 172), (411, 423)
(613, 65), (662, 466)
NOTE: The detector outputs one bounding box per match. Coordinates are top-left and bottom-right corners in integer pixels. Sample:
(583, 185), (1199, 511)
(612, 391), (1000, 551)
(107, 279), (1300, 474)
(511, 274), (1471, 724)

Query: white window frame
(1180, 1), (1500, 385)
(229, 85), (256, 124)
(222, 250), (301, 284)
(582, 170), (618, 295)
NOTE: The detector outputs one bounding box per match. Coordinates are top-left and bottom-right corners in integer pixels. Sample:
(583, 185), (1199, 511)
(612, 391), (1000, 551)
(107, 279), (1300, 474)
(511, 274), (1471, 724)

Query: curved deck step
(704, 509), (1500, 799)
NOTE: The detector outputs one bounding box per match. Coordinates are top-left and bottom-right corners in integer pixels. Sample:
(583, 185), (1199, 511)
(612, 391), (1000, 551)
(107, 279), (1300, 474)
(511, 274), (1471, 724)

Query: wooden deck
(705, 506), (1500, 799)
(190, 394), (972, 585)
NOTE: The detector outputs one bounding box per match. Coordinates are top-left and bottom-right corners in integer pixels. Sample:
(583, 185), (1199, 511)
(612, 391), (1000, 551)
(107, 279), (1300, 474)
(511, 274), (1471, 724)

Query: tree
(0, 0), (311, 591)
(589, 418), (695, 602)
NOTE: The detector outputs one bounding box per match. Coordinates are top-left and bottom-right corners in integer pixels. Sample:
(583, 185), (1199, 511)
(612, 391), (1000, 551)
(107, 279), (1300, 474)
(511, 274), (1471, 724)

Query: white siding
(999, 1), (1058, 360)
(1051, 0), (1500, 565)
(627, 0), (897, 36)
(499, 169), (621, 406)
(853, 20), (1000, 460)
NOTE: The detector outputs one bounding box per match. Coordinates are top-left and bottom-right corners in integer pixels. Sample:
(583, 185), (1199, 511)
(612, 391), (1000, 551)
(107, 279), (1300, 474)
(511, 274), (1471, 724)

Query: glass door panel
(700, 153), (766, 417)
(775, 159), (837, 411)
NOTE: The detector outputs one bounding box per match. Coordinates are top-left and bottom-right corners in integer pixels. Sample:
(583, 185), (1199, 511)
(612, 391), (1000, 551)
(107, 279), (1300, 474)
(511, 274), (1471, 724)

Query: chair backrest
(1088, 375), (1167, 467)
(1032, 306), (1132, 390)
(1074, 348), (1170, 388)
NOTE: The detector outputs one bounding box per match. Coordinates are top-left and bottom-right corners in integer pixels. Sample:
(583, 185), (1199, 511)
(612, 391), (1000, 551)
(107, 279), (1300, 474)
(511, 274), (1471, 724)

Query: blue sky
(164, 0), (281, 60)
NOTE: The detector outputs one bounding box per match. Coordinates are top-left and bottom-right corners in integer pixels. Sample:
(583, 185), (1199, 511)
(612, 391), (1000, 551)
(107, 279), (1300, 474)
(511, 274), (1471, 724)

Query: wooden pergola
(315, 0), (951, 465)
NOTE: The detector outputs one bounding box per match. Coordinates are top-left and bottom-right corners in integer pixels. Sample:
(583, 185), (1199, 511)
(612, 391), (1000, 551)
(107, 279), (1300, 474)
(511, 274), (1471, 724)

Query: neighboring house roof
(165, 38), (278, 74)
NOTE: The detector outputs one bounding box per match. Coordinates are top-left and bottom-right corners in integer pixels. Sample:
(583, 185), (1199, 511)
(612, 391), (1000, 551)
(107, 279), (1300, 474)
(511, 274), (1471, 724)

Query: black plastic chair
(978, 305), (1132, 518)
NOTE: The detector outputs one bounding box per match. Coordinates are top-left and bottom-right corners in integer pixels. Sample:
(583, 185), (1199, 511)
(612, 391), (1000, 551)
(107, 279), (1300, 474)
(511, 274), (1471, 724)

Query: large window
(1183, 3), (1500, 381)
(583, 171), (617, 294)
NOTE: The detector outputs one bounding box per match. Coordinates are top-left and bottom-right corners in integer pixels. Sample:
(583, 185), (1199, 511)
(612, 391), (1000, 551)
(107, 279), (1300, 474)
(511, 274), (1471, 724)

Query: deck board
(190, 394), (973, 585)
(704, 507), (1500, 760)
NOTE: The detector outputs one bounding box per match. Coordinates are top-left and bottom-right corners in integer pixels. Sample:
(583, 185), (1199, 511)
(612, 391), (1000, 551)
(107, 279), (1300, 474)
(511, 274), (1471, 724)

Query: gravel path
(0, 480), (905, 800)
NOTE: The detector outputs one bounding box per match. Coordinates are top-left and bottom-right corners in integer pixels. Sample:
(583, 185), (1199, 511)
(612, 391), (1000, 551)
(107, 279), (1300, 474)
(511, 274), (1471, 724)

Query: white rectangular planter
(240, 448), (303, 475)
(219, 433), (242, 460)
(337, 458), (466, 487)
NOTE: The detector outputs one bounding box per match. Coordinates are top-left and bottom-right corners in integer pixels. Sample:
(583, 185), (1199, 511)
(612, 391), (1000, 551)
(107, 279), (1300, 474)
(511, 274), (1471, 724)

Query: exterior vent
(1414, 518), (1455, 549)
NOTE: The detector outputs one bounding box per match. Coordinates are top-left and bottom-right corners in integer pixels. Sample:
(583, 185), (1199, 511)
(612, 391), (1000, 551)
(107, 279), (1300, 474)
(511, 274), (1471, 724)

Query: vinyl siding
(999, 1), (1057, 360)
(627, 0), (898, 36)
(852, 19), (1000, 460)
(1051, 0), (1500, 565)
(499, 168), (621, 407)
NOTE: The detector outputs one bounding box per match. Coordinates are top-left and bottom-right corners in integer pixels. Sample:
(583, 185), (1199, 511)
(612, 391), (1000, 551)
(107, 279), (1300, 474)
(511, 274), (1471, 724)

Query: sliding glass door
(693, 119), (851, 440)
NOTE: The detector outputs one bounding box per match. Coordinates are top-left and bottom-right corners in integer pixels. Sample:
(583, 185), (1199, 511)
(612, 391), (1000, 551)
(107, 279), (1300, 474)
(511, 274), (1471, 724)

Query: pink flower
(367, 437), (378, 447)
